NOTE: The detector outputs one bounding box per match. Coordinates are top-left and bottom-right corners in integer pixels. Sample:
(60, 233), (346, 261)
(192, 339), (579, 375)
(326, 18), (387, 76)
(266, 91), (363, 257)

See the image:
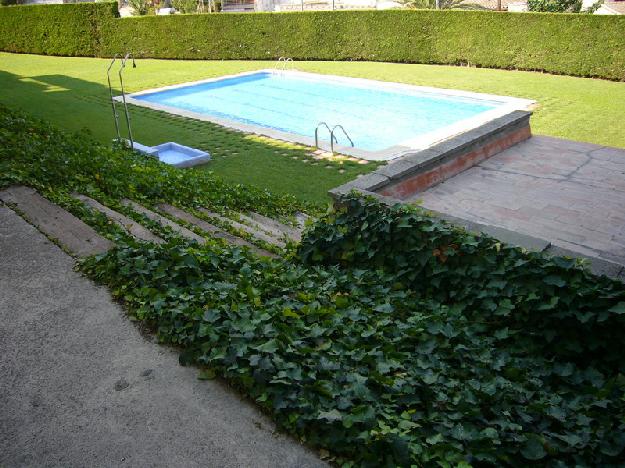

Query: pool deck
(409, 135), (625, 266)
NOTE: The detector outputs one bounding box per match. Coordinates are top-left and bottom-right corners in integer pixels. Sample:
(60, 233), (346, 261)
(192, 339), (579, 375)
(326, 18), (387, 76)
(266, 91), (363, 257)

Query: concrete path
(0, 205), (324, 468)
(412, 136), (625, 266)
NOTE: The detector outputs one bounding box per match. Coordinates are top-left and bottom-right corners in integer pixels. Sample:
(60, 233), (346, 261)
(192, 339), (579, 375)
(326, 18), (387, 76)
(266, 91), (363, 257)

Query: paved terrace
(410, 136), (625, 266)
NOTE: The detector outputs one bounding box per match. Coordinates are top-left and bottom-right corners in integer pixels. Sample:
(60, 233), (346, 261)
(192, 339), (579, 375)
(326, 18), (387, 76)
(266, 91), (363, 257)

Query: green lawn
(2, 53), (625, 203)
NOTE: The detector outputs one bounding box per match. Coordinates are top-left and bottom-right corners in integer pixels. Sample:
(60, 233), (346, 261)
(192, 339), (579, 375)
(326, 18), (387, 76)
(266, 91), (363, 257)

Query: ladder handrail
(315, 122), (337, 150)
(275, 57), (293, 75)
(330, 124), (354, 154)
(107, 54), (121, 142)
(118, 53), (136, 150)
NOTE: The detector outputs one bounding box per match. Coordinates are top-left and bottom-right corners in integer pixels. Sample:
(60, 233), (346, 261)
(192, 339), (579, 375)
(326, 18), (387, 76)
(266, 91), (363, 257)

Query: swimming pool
(124, 70), (534, 161)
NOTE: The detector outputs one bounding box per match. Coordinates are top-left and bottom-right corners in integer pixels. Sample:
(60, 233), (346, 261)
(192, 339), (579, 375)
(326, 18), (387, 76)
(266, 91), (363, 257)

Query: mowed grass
(1, 53), (624, 203)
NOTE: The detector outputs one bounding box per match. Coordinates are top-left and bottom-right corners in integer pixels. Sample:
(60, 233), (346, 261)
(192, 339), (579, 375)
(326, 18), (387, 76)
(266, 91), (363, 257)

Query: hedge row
(0, 3), (116, 56)
(1, 3), (624, 80)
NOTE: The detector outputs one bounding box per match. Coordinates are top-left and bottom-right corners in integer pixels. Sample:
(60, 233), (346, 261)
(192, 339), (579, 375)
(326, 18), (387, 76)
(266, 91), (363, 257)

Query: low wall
(331, 111), (532, 199)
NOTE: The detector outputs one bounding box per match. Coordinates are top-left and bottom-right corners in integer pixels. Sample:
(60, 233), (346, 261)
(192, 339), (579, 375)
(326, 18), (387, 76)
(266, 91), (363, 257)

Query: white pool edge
(118, 69), (536, 161)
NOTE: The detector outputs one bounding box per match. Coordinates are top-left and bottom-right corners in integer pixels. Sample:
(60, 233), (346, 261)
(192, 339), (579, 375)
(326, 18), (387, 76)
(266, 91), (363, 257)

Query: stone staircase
(0, 186), (306, 259)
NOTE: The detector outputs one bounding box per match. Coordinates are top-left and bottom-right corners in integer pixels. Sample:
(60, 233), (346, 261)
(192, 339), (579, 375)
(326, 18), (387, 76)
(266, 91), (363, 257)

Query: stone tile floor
(410, 136), (625, 265)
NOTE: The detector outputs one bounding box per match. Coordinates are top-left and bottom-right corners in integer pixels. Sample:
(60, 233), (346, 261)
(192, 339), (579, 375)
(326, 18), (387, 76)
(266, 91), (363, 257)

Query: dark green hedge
(1, 3), (624, 80)
(0, 3), (117, 56)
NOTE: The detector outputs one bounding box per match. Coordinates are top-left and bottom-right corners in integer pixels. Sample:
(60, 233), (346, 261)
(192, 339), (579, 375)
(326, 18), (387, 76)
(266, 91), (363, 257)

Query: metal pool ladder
(118, 53), (137, 149)
(330, 125), (354, 154)
(275, 57), (294, 75)
(106, 54), (121, 142)
(315, 123), (355, 154)
(315, 122), (336, 151)
(106, 52), (137, 149)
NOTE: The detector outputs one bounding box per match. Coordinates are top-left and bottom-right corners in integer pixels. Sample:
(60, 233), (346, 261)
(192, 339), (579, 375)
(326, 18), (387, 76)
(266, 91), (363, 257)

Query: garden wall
(1, 3), (624, 80)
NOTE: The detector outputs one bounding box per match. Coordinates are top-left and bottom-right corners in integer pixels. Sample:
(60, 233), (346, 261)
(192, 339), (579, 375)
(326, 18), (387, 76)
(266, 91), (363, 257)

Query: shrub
(128, 0), (149, 15)
(171, 0), (198, 13)
(528, 0), (582, 11)
(1, 4), (625, 79)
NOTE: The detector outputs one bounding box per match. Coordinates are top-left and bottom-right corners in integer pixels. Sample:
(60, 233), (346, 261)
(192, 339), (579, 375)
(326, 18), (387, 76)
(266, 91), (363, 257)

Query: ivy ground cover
(83, 195), (625, 466)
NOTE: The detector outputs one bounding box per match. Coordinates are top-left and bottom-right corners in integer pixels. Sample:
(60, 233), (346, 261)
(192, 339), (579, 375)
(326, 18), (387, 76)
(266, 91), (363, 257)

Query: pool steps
(1, 186), (306, 260)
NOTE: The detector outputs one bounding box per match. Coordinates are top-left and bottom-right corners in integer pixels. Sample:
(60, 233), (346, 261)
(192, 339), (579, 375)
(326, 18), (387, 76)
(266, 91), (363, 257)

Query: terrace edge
(328, 113), (625, 282)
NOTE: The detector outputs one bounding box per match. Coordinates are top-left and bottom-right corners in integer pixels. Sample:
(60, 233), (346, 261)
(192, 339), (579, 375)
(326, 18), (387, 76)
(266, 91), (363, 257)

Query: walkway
(412, 136), (625, 266)
(0, 205), (323, 467)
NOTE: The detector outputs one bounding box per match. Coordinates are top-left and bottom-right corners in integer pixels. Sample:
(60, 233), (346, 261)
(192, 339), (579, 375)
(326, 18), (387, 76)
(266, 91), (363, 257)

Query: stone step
(295, 212), (311, 231)
(73, 194), (163, 244)
(0, 186), (113, 257)
(199, 208), (286, 249)
(240, 212), (302, 243)
(121, 199), (206, 244)
(158, 204), (277, 258)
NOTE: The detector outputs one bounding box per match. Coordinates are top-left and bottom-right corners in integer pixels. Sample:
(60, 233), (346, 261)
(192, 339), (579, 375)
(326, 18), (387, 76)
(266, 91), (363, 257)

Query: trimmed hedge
(1, 3), (625, 80)
(0, 3), (117, 56)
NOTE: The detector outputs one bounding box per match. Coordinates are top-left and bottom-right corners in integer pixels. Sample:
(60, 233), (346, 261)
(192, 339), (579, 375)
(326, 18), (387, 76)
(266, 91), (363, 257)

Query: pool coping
(117, 69), (535, 162)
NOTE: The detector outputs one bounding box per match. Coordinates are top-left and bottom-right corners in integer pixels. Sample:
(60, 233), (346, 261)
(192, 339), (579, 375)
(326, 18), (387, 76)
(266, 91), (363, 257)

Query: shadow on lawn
(0, 70), (377, 204)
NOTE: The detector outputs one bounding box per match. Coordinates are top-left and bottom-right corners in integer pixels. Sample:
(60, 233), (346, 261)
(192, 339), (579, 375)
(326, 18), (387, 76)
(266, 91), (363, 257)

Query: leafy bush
(80, 193), (625, 466)
(1, 3), (625, 80)
(171, 0), (198, 13)
(528, 0), (582, 11)
(128, 0), (149, 15)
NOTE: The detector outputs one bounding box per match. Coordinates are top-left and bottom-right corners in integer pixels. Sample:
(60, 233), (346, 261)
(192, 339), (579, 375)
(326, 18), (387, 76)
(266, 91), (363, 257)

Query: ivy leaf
(256, 339), (279, 353)
(608, 302), (625, 315)
(425, 433), (444, 445)
(521, 437), (547, 460)
(318, 409), (342, 422)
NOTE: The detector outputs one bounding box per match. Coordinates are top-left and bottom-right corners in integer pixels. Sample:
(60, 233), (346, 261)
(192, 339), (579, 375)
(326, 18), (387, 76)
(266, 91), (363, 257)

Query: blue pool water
(134, 72), (503, 152)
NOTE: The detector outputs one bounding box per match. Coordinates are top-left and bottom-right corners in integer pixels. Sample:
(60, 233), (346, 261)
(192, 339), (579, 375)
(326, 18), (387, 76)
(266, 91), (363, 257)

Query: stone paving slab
(73, 194), (164, 244)
(0, 204), (324, 468)
(122, 199), (207, 244)
(158, 203), (277, 258)
(410, 136), (625, 266)
(0, 186), (113, 257)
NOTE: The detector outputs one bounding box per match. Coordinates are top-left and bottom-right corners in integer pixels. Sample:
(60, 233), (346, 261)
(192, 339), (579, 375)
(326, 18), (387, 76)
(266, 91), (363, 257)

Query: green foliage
(81, 192), (625, 465)
(128, 0), (149, 15)
(528, 0), (582, 12)
(1, 3), (625, 80)
(171, 0), (198, 13)
(0, 105), (309, 218)
(0, 3), (117, 56)
(398, 0), (487, 10)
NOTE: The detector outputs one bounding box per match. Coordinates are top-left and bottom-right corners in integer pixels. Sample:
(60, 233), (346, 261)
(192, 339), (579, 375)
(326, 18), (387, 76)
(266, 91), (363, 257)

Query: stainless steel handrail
(107, 54), (121, 142)
(118, 53), (137, 149)
(330, 125), (354, 154)
(315, 122), (337, 150)
(275, 57), (293, 75)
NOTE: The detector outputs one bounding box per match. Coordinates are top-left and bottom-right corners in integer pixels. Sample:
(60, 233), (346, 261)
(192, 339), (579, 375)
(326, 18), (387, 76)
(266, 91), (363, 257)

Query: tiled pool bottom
(122, 70), (534, 161)
(412, 136), (625, 267)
